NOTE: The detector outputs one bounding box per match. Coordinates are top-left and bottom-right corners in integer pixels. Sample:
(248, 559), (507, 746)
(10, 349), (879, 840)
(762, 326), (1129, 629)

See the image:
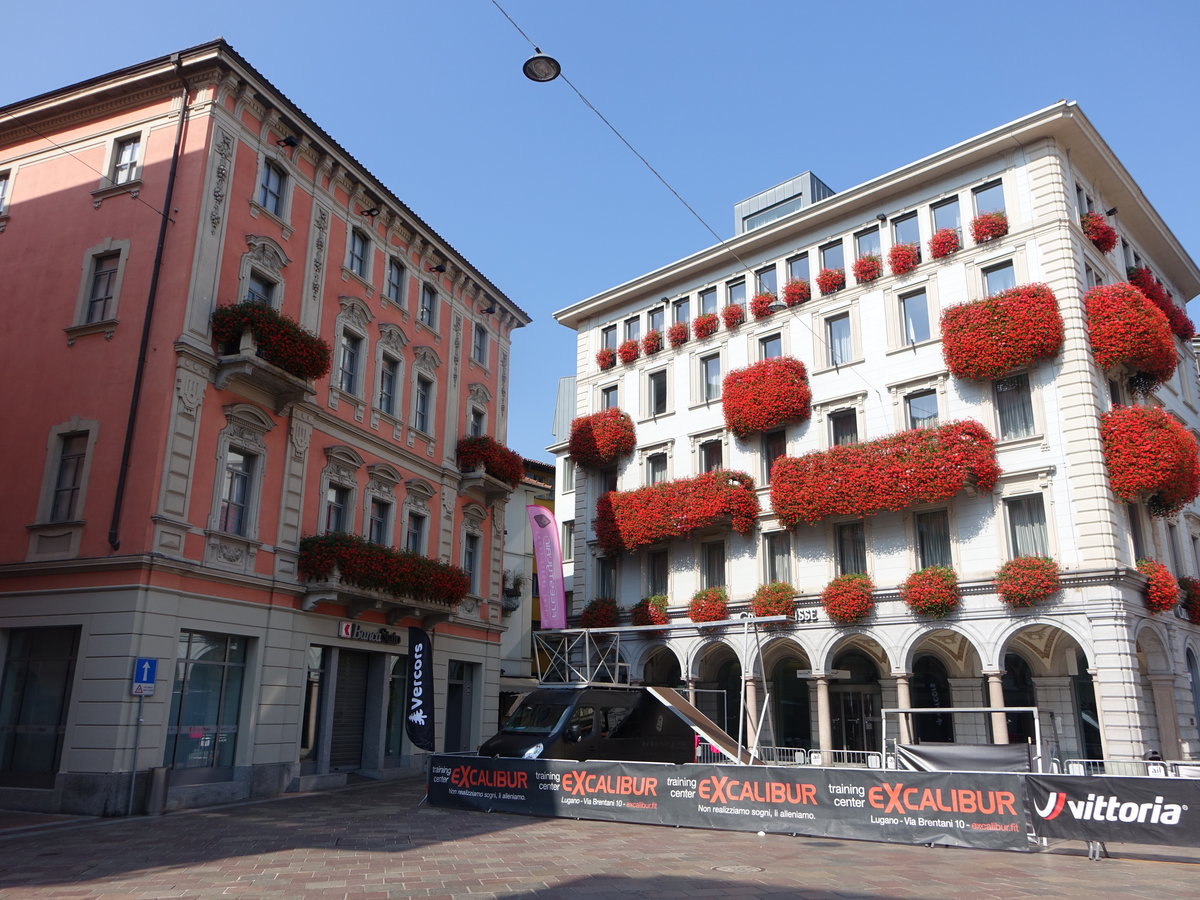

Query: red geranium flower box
(1129, 267), (1195, 340)
(594, 470), (760, 555)
(1080, 212), (1118, 254)
(1084, 282), (1177, 394)
(212, 301), (333, 381)
(721, 304), (745, 329)
(642, 329), (663, 355)
(750, 292), (778, 319)
(752, 581), (795, 619)
(1179, 576), (1200, 625)
(568, 408), (637, 470)
(456, 436), (525, 488)
(928, 228), (961, 259)
(667, 322), (689, 347)
(901, 566), (961, 618)
(770, 420), (1000, 526)
(1137, 559), (1178, 614)
(783, 280), (811, 307)
(821, 574), (874, 625)
(618, 339), (640, 364)
(1100, 405), (1200, 518)
(970, 211), (1008, 243)
(596, 347), (616, 370)
(888, 243), (920, 276)
(722, 356), (812, 438)
(299, 532), (470, 606)
(693, 313), (719, 340)
(940, 283), (1064, 380)
(995, 556), (1060, 608)
(852, 254), (882, 285)
(631, 594), (669, 636)
(689, 587), (728, 624)
(816, 268), (845, 295)
(580, 597), (620, 628)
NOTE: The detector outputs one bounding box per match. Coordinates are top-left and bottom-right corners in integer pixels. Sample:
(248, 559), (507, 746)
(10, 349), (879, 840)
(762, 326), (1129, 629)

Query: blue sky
(7, 1), (1198, 460)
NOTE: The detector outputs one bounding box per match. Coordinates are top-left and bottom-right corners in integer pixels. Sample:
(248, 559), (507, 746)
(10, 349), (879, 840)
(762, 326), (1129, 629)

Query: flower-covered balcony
(769, 420), (1000, 527)
(1084, 282), (1177, 394)
(594, 470), (759, 555)
(298, 533), (470, 623)
(456, 436), (524, 506)
(211, 302), (331, 412)
(722, 356), (811, 438)
(1100, 405), (1200, 518)
(568, 408), (637, 470)
(940, 284), (1063, 381)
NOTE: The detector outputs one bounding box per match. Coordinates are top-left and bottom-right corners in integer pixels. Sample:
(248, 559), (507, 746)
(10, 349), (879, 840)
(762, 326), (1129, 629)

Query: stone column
(1087, 668), (1109, 759)
(816, 675), (832, 766)
(1148, 674), (1182, 759)
(984, 670), (1009, 744)
(894, 673), (912, 744)
(686, 676), (697, 707)
(744, 676), (760, 749)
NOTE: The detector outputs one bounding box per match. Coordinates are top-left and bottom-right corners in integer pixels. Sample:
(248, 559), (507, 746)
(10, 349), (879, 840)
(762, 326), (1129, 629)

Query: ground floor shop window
(0, 626), (79, 787)
(444, 660), (478, 752)
(164, 631), (246, 779)
(385, 654), (409, 763)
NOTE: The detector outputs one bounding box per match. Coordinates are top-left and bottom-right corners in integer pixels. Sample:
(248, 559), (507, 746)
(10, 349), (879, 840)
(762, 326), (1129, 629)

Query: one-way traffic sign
(131, 657), (158, 696)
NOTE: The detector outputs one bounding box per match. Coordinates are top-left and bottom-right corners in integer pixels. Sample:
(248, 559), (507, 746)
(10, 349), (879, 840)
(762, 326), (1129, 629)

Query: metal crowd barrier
(1064, 758), (1200, 778)
(694, 744), (888, 768)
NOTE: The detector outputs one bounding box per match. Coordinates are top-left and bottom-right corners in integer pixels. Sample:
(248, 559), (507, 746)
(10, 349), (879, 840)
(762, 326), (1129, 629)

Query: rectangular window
(726, 279), (746, 309)
(624, 316), (641, 342)
(406, 512), (426, 554)
(369, 499), (391, 545)
(994, 373), (1035, 440)
(983, 261), (1016, 296)
(764, 531), (791, 584)
(826, 313), (852, 367)
(601, 324), (617, 349)
(386, 258), (405, 304)
(700, 439), (722, 472)
(378, 356), (399, 415)
(932, 197), (960, 235)
(164, 631), (246, 771)
(830, 408), (858, 446)
(218, 448), (255, 535)
(892, 212), (920, 252)
(469, 407), (485, 437)
(759, 333), (782, 360)
(647, 452), (667, 485)
(915, 509), (951, 568)
(597, 557), (616, 598)
(348, 229), (369, 278)
(601, 384), (619, 410)
(820, 240), (844, 272)
(0, 170), (9, 215)
(1167, 523), (1182, 574)
(246, 273), (275, 307)
(463, 533), (481, 594)
(648, 369), (668, 416)
(1122, 240), (1135, 271)
(325, 485), (351, 533)
(562, 458), (576, 492)
(112, 136), (139, 185)
(419, 285), (437, 328)
(50, 432), (88, 523)
(414, 376), (433, 433)
(787, 253), (809, 283)
(472, 322), (488, 365)
(757, 266), (777, 295)
(701, 541), (726, 589)
(602, 468), (618, 494)
(1127, 503), (1145, 560)
(673, 298), (690, 324)
(648, 307), (665, 333)
(87, 252), (120, 323)
(701, 354), (721, 401)
(762, 430), (786, 484)
(1076, 183), (1093, 215)
(900, 289), (930, 344)
(1084, 263), (1102, 290)
(906, 390), (938, 430)
(648, 548), (668, 596)
(561, 519), (574, 561)
(974, 180), (1005, 215)
(855, 226), (880, 259)
(1006, 494), (1048, 557)
(836, 522), (867, 575)
(339, 331), (362, 394)
(259, 162), (286, 215)
(699, 287), (717, 316)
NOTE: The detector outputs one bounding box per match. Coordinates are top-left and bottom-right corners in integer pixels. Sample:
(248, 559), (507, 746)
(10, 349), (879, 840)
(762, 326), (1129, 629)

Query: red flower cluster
(940, 283), (1063, 380)
(580, 597), (620, 628)
(901, 566), (961, 618)
(211, 302), (332, 381)
(456, 436), (524, 488)
(821, 574), (874, 625)
(816, 268), (845, 295)
(618, 339), (640, 364)
(1100, 405), (1200, 517)
(1137, 559), (1178, 614)
(929, 228), (961, 259)
(770, 421), (1000, 526)
(995, 556), (1060, 608)
(721, 304), (745, 329)
(1084, 282), (1176, 393)
(298, 532), (470, 606)
(642, 329), (663, 355)
(568, 408), (637, 470)
(752, 581), (795, 618)
(853, 254), (882, 285)
(1178, 577), (1200, 625)
(783, 280), (811, 307)
(667, 322), (689, 348)
(593, 470), (760, 555)
(1129, 267), (1195, 340)
(1080, 212), (1118, 254)
(888, 243), (920, 276)
(750, 292), (778, 319)
(631, 594), (669, 631)
(596, 347), (616, 370)
(689, 587), (728, 623)
(693, 313), (720, 340)
(722, 356), (812, 438)
(970, 212), (1009, 243)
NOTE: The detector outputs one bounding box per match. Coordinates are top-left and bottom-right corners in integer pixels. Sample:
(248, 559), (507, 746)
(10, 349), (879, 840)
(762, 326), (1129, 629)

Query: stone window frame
(689, 427), (728, 475)
(461, 501), (488, 597)
(204, 404), (275, 573)
(637, 439), (674, 486)
(329, 297), (373, 416)
(65, 238), (132, 341)
(92, 128), (148, 203)
(237, 234), (290, 309)
(812, 390), (868, 450)
(27, 417), (101, 561)
(995, 465), (1057, 561)
(409, 346), (441, 439)
(402, 478), (437, 556)
(887, 372), (947, 432)
(362, 464), (401, 546)
(372, 323), (409, 432)
(319, 445), (364, 535)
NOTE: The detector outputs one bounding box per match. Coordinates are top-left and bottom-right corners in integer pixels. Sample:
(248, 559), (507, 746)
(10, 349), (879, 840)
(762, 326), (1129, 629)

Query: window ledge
(64, 319), (119, 345)
(248, 200), (294, 239)
(414, 320), (441, 340)
(91, 179), (142, 208)
(811, 358), (864, 377)
(637, 411), (675, 425)
(340, 266), (375, 297)
(995, 434), (1045, 451)
(885, 337), (941, 357)
(26, 521), (83, 561)
(468, 357), (491, 376)
(689, 398), (722, 411)
(203, 530), (262, 574)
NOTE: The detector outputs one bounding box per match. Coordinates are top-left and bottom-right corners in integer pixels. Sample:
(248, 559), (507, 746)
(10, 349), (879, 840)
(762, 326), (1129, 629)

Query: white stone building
(549, 102), (1200, 764)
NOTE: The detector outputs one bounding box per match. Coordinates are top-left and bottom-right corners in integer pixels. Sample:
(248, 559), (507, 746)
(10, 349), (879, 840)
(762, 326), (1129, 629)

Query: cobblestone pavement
(0, 776), (1196, 899)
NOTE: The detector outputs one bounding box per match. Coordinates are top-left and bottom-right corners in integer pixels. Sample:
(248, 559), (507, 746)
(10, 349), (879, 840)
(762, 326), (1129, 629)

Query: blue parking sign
(132, 657), (157, 696)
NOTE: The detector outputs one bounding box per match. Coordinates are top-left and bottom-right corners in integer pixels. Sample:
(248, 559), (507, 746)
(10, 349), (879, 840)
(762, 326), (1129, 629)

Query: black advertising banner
(1028, 775), (1200, 847)
(428, 756), (1029, 851)
(897, 742), (1032, 773)
(405, 627), (434, 751)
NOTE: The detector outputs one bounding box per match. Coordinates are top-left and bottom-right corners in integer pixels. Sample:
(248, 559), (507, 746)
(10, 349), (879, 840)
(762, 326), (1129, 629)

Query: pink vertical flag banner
(526, 505), (567, 629)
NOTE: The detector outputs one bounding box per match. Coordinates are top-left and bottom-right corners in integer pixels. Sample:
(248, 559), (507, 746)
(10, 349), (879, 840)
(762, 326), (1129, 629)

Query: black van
(478, 686), (695, 763)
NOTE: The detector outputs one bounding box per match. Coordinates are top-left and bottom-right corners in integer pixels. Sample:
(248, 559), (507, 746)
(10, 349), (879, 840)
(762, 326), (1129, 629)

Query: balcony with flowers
(298, 532), (470, 621)
(211, 302), (331, 412)
(568, 408), (637, 470)
(722, 356), (811, 438)
(1080, 212), (1118, 254)
(769, 421), (1000, 527)
(1100, 405), (1200, 518)
(1084, 282), (1177, 394)
(594, 470), (759, 555)
(940, 283), (1063, 380)
(456, 436), (525, 505)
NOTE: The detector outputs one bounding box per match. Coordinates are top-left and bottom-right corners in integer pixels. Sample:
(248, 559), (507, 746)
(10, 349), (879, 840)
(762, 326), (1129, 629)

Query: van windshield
(502, 702), (570, 735)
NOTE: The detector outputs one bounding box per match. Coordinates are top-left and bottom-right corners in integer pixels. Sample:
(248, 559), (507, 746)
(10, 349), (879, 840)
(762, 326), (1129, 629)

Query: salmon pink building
(0, 40), (529, 814)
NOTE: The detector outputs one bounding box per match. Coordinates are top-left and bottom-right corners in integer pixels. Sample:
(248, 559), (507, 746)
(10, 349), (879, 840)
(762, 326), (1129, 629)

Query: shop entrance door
(831, 689), (879, 752)
(0, 627), (79, 788)
(330, 650), (369, 770)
